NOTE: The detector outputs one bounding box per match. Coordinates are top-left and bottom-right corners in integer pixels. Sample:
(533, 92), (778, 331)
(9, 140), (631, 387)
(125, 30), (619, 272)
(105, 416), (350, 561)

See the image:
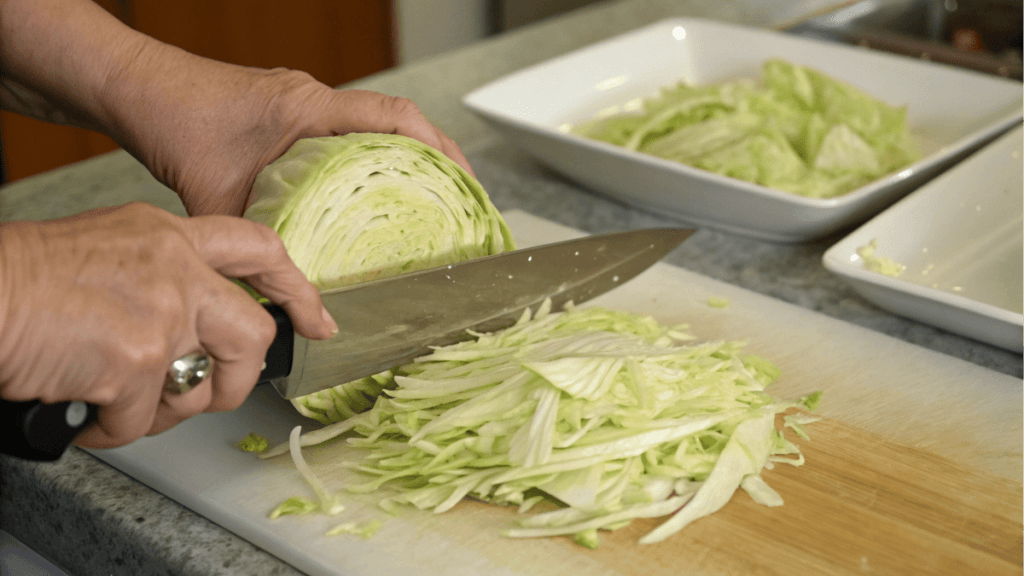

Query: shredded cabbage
(268, 496), (319, 519)
(244, 133), (515, 422)
(707, 297), (730, 309)
(856, 239), (906, 277)
(325, 519), (384, 538)
(272, 425), (345, 517)
(236, 432), (269, 453)
(264, 300), (820, 547)
(572, 59), (921, 198)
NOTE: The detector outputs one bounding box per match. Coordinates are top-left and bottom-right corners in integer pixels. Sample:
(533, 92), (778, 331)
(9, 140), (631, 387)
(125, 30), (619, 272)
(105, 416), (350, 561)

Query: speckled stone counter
(1, 1), (1020, 575)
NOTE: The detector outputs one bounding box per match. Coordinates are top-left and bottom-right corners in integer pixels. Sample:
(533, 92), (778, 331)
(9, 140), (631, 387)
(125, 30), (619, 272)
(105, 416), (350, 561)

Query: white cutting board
(89, 211), (1022, 576)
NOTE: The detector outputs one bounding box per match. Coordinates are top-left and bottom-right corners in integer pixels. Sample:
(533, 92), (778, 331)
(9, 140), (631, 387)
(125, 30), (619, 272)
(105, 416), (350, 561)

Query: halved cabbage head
(244, 133), (516, 422)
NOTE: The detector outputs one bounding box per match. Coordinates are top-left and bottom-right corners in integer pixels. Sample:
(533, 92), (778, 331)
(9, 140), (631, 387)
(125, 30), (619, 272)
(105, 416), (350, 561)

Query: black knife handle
(0, 303), (294, 461)
(0, 399), (99, 461)
(260, 303), (294, 383)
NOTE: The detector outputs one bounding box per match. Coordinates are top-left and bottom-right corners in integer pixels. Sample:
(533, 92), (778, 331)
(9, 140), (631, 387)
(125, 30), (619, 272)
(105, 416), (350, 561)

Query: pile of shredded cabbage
(262, 299), (821, 547)
(572, 58), (921, 198)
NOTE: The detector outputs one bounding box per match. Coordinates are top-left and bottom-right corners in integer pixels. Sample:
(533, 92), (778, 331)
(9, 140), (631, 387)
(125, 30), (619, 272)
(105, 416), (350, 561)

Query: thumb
(310, 88), (475, 177)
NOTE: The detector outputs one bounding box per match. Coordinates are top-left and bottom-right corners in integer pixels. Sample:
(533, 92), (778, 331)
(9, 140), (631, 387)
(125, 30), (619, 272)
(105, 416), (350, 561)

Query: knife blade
(0, 226), (693, 460)
(264, 226), (694, 398)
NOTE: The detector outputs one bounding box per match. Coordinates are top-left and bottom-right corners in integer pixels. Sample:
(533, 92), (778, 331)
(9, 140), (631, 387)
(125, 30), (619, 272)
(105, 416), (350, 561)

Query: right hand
(0, 202), (337, 448)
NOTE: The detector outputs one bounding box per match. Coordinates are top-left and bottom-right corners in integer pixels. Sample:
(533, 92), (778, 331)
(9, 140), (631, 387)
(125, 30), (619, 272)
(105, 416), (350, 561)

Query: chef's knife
(0, 227), (693, 461)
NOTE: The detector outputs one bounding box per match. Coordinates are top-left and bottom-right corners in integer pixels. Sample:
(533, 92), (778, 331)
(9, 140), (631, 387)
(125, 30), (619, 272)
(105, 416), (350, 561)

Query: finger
(428, 127), (476, 178)
(148, 344), (218, 435)
(193, 275), (278, 413)
(73, 372), (164, 449)
(320, 89), (477, 176)
(75, 336), (211, 447)
(184, 216), (337, 340)
(81, 266), (269, 440)
(79, 366), (213, 445)
(148, 374), (215, 435)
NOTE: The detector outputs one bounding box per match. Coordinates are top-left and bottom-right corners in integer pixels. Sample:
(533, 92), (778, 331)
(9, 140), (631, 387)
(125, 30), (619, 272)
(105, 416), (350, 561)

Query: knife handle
(0, 399), (98, 461)
(0, 303), (294, 461)
(260, 303), (295, 383)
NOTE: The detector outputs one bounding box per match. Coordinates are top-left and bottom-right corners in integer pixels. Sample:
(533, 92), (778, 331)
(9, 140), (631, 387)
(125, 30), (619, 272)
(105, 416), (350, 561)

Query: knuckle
(248, 308), (278, 350)
(117, 330), (174, 373)
(144, 280), (189, 320)
(382, 95), (424, 122)
(104, 208), (191, 268)
(147, 223), (192, 257)
(250, 220), (286, 248)
(116, 203), (183, 236)
(75, 376), (123, 406)
(261, 68), (324, 121)
(208, 297), (278, 359)
(266, 67), (317, 85)
(251, 223), (293, 268)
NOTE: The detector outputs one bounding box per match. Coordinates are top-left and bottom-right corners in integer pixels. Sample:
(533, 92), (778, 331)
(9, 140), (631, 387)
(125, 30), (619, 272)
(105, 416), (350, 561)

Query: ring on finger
(165, 352), (213, 394)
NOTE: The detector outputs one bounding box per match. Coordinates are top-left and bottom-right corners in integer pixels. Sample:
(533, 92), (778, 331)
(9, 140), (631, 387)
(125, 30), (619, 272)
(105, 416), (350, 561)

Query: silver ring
(165, 352), (212, 394)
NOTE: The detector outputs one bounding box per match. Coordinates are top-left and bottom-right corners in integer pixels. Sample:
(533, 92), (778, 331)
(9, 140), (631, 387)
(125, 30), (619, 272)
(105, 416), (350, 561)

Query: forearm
(0, 0), (474, 217)
(1, 0), (295, 199)
(0, 0), (148, 133)
(0, 0), (236, 186)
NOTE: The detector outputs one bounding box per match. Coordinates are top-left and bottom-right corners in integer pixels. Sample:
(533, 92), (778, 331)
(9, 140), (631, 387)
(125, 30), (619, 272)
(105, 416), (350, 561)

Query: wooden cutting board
(90, 211), (1022, 576)
(577, 416), (1022, 575)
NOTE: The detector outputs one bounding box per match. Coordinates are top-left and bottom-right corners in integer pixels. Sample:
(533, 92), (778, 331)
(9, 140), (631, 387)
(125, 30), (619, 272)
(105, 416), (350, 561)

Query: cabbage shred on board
(572, 59), (922, 198)
(263, 299), (822, 547)
(244, 133), (516, 422)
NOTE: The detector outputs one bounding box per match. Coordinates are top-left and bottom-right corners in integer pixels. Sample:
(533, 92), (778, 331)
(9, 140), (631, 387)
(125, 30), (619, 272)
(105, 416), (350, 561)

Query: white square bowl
(823, 125), (1023, 351)
(463, 18), (1023, 242)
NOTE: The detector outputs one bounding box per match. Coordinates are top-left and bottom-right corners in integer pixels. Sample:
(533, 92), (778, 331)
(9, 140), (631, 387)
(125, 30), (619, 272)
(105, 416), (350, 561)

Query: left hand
(0, 0), (473, 218)
(107, 46), (475, 216)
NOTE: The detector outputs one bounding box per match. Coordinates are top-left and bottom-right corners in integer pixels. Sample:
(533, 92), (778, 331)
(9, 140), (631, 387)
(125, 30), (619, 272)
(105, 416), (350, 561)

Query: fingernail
(321, 305), (339, 335)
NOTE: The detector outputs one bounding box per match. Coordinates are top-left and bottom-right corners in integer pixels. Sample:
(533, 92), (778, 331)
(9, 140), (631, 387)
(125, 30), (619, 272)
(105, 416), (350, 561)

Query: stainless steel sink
(785, 0), (1023, 80)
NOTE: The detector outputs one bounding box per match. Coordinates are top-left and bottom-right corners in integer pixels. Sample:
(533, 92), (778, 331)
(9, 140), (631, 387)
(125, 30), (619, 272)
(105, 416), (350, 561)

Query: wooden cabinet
(0, 0), (394, 184)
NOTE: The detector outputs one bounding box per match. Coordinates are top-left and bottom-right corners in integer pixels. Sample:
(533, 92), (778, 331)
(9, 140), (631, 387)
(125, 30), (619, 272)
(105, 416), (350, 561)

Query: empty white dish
(823, 125), (1023, 351)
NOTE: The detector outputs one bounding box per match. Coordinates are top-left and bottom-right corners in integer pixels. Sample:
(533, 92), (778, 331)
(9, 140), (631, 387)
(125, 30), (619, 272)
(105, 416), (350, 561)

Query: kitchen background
(0, 0), (602, 185)
(4, 0), (1019, 185)
(1, 1), (1020, 574)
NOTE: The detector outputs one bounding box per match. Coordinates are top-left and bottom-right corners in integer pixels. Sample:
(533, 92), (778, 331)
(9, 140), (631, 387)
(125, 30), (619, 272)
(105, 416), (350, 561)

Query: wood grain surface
(538, 415), (1023, 575)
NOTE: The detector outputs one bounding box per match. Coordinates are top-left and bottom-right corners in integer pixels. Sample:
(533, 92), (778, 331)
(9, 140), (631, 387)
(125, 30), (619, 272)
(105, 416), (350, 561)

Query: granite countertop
(1, 1), (1020, 575)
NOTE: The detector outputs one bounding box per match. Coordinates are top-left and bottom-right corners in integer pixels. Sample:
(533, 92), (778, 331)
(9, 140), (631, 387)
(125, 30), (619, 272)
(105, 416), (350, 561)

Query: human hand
(107, 43), (474, 217)
(1, 0), (472, 218)
(0, 203), (337, 448)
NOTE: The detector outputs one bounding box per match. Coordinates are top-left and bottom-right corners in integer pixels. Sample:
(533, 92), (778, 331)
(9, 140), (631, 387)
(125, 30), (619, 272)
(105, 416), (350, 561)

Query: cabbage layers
(245, 133), (515, 422)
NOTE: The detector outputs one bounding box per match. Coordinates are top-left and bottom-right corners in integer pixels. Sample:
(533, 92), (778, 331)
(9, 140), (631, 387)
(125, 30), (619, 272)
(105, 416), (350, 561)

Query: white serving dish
(823, 125), (1023, 351)
(463, 18), (1024, 242)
